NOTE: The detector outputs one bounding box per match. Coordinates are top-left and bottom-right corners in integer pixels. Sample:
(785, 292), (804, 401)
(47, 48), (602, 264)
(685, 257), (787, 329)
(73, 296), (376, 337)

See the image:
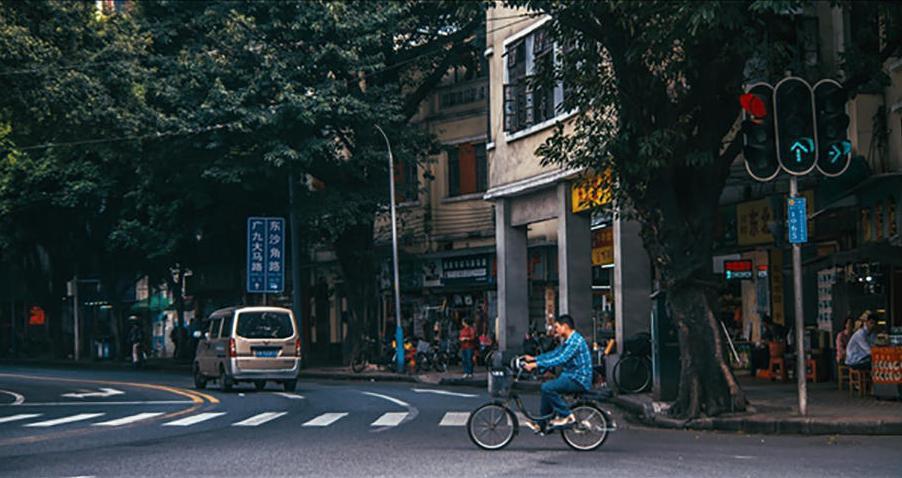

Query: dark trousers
(849, 358), (871, 371)
(539, 375), (584, 425)
(461, 348), (474, 374)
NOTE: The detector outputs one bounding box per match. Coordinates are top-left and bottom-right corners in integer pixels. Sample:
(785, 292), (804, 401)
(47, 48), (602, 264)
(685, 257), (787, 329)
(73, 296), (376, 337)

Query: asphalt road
(1, 365), (901, 478)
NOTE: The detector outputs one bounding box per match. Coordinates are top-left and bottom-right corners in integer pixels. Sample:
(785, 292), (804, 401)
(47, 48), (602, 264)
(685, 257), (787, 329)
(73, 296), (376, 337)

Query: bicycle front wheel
(614, 356), (651, 394)
(561, 404), (611, 451)
(467, 403), (517, 450)
(351, 354), (368, 373)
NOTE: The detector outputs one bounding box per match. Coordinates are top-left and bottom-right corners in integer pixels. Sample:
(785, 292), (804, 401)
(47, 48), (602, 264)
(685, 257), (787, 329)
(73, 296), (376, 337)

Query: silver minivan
(193, 306), (301, 392)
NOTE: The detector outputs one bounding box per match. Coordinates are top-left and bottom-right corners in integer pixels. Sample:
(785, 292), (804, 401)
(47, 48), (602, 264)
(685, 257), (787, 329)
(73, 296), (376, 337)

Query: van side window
(209, 318), (222, 339)
(221, 314), (234, 338)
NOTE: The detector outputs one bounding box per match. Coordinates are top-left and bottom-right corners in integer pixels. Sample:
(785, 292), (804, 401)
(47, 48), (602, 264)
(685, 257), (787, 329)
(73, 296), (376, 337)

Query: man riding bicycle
(522, 314), (592, 432)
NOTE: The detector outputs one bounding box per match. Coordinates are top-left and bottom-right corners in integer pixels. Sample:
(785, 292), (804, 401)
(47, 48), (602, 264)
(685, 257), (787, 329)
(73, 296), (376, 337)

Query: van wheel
(219, 366), (234, 392)
(254, 380), (266, 391)
(193, 364), (207, 389)
(282, 379), (297, 392)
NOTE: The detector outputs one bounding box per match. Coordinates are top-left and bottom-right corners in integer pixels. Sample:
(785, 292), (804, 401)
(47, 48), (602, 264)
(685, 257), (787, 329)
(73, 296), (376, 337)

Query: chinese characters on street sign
(247, 217), (285, 293)
(787, 197), (808, 244)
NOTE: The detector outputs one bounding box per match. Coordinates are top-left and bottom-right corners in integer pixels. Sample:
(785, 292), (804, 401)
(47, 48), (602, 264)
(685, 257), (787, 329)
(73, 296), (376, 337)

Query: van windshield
(235, 311), (294, 339)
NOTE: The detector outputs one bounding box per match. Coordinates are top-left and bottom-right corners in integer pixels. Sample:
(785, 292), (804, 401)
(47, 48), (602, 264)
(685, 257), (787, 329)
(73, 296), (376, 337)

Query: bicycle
(351, 336), (394, 373)
(415, 341), (449, 373)
(613, 333), (652, 394)
(466, 356), (616, 451)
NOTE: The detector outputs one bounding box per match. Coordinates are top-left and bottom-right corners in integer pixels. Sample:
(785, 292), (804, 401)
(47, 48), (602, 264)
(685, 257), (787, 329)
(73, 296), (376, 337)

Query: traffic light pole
(789, 176), (807, 416)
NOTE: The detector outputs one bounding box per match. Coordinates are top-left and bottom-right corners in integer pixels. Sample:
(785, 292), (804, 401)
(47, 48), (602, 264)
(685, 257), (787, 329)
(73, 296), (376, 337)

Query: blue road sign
(787, 197), (808, 244)
(247, 217), (285, 293)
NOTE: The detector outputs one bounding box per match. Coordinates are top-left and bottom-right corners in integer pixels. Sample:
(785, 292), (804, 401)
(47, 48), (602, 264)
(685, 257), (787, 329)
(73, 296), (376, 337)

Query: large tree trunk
(667, 281), (746, 418)
(334, 221), (377, 365)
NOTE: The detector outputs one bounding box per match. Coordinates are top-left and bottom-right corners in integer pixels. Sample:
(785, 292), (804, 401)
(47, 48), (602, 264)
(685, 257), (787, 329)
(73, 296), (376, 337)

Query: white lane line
(232, 412), (287, 427)
(361, 391), (410, 408)
(0, 389), (25, 405)
(7, 401), (193, 407)
(25, 413), (105, 427)
(0, 413), (42, 424)
(302, 412), (348, 427)
(412, 389), (477, 398)
(162, 412), (226, 427)
(439, 412), (470, 426)
(93, 412), (165, 427)
(371, 412), (408, 427)
(273, 392), (305, 400)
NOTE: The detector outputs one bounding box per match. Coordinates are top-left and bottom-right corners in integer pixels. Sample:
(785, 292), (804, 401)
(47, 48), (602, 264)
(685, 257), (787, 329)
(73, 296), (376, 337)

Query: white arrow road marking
(439, 412), (470, 426)
(0, 390), (25, 405)
(361, 391), (410, 408)
(273, 392), (305, 400)
(302, 412), (347, 427)
(0, 413), (42, 424)
(162, 412), (226, 427)
(232, 412), (287, 427)
(93, 412), (165, 427)
(25, 413), (105, 427)
(412, 388), (477, 398)
(370, 412), (408, 427)
(62, 388), (125, 399)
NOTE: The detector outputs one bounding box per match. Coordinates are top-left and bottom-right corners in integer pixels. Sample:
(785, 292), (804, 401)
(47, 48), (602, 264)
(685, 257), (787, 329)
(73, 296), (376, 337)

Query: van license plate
(255, 350), (278, 358)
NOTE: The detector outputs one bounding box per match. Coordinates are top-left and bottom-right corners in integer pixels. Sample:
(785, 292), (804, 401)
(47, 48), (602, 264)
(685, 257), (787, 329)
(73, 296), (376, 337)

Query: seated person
(522, 314), (592, 431)
(845, 314), (876, 370)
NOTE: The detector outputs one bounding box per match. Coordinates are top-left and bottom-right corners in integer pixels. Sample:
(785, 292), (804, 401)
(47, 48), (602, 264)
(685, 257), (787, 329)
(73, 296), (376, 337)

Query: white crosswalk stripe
(370, 412), (408, 427)
(0, 413), (42, 424)
(232, 412), (287, 427)
(24, 413), (105, 427)
(162, 412), (226, 427)
(302, 412), (347, 427)
(93, 412), (165, 427)
(439, 412), (470, 427)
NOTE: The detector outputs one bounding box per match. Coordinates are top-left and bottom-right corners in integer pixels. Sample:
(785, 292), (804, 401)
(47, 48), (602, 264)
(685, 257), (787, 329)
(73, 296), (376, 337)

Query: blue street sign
(787, 197), (808, 244)
(247, 217), (285, 293)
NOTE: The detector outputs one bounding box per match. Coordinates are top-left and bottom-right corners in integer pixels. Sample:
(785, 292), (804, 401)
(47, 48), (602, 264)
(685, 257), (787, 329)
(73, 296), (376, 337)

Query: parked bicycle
(415, 340), (450, 373)
(467, 356), (615, 451)
(351, 336), (394, 373)
(613, 332), (652, 394)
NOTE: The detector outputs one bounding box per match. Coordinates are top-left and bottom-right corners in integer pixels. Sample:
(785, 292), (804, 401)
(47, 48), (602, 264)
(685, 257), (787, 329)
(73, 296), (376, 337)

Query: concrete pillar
(613, 217), (652, 354)
(495, 199), (529, 353)
(557, 183), (593, 335)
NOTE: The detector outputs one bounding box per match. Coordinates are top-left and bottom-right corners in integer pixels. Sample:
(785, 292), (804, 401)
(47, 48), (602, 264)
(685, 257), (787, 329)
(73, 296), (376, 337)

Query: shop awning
(806, 240), (902, 268)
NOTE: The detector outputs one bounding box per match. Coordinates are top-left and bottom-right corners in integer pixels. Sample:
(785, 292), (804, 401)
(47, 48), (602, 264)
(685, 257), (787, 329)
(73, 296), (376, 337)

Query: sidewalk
(612, 375), (902, 435)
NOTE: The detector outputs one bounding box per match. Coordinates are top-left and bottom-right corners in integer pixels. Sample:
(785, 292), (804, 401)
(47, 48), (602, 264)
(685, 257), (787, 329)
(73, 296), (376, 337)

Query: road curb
(609, 393), (902, 435)
(0, 358), (191, 373)
(301, 370), (419, 383)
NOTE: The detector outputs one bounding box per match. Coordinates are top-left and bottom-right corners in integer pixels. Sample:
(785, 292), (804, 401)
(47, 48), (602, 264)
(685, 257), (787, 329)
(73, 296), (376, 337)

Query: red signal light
(739, 93), (767, 118)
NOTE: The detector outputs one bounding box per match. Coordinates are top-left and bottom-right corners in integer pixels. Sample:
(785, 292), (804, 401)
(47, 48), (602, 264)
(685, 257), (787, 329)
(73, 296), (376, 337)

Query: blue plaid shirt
(535, 331), (593, 390)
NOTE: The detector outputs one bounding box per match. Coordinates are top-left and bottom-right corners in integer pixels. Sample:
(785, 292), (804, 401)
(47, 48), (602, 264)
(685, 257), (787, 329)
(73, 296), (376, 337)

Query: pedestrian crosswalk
(1, 411), (474, 430)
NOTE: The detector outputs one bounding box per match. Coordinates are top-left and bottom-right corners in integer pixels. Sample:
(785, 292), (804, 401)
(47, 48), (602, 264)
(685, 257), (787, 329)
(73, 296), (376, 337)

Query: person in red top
(459, 319), (476, 378)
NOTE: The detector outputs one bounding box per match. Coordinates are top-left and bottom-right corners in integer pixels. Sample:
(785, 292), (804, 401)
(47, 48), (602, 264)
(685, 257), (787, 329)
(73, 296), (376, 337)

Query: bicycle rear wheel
(561, 404), (610, 451)
(351, 353), (368, 373)
(467, 403), (517, 450)
(614, 355), (651, 394)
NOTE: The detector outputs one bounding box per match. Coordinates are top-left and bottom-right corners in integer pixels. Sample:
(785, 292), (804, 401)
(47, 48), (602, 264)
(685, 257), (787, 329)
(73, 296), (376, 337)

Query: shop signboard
(422, 259), (443, 288)
(441, 255), (492, 287)
(770, 250), (785, 325)
(724, 260), (753, 280)
(591, 227), (614, 266)
(737, 198), (774, 246)
(571, 171), (613, 213)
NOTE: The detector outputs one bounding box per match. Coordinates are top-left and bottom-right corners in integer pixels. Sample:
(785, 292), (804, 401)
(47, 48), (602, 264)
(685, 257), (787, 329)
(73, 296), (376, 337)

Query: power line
(12, 123), (233, 153)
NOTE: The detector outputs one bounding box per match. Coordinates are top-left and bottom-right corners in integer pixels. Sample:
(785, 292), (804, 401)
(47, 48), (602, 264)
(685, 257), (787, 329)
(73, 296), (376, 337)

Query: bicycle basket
(487, 368), (512, 398)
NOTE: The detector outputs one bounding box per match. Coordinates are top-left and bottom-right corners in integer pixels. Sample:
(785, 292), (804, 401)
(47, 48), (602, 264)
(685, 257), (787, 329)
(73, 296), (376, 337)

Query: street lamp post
(375, 126), (405, 374)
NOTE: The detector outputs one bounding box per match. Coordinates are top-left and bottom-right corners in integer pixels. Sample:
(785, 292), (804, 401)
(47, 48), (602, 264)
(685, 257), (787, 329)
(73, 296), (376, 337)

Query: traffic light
(814, 79), (852, 177)
(774, 77), (817, 176)
(739, 83), (779, 181)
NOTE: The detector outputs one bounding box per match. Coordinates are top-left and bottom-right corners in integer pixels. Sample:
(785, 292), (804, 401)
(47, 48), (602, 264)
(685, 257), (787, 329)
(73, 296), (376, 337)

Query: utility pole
(375, 125), (405, 374)
(789, 176), (807, 415)
(73, 275), (80, 361)
(289, 169), (304, 361)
